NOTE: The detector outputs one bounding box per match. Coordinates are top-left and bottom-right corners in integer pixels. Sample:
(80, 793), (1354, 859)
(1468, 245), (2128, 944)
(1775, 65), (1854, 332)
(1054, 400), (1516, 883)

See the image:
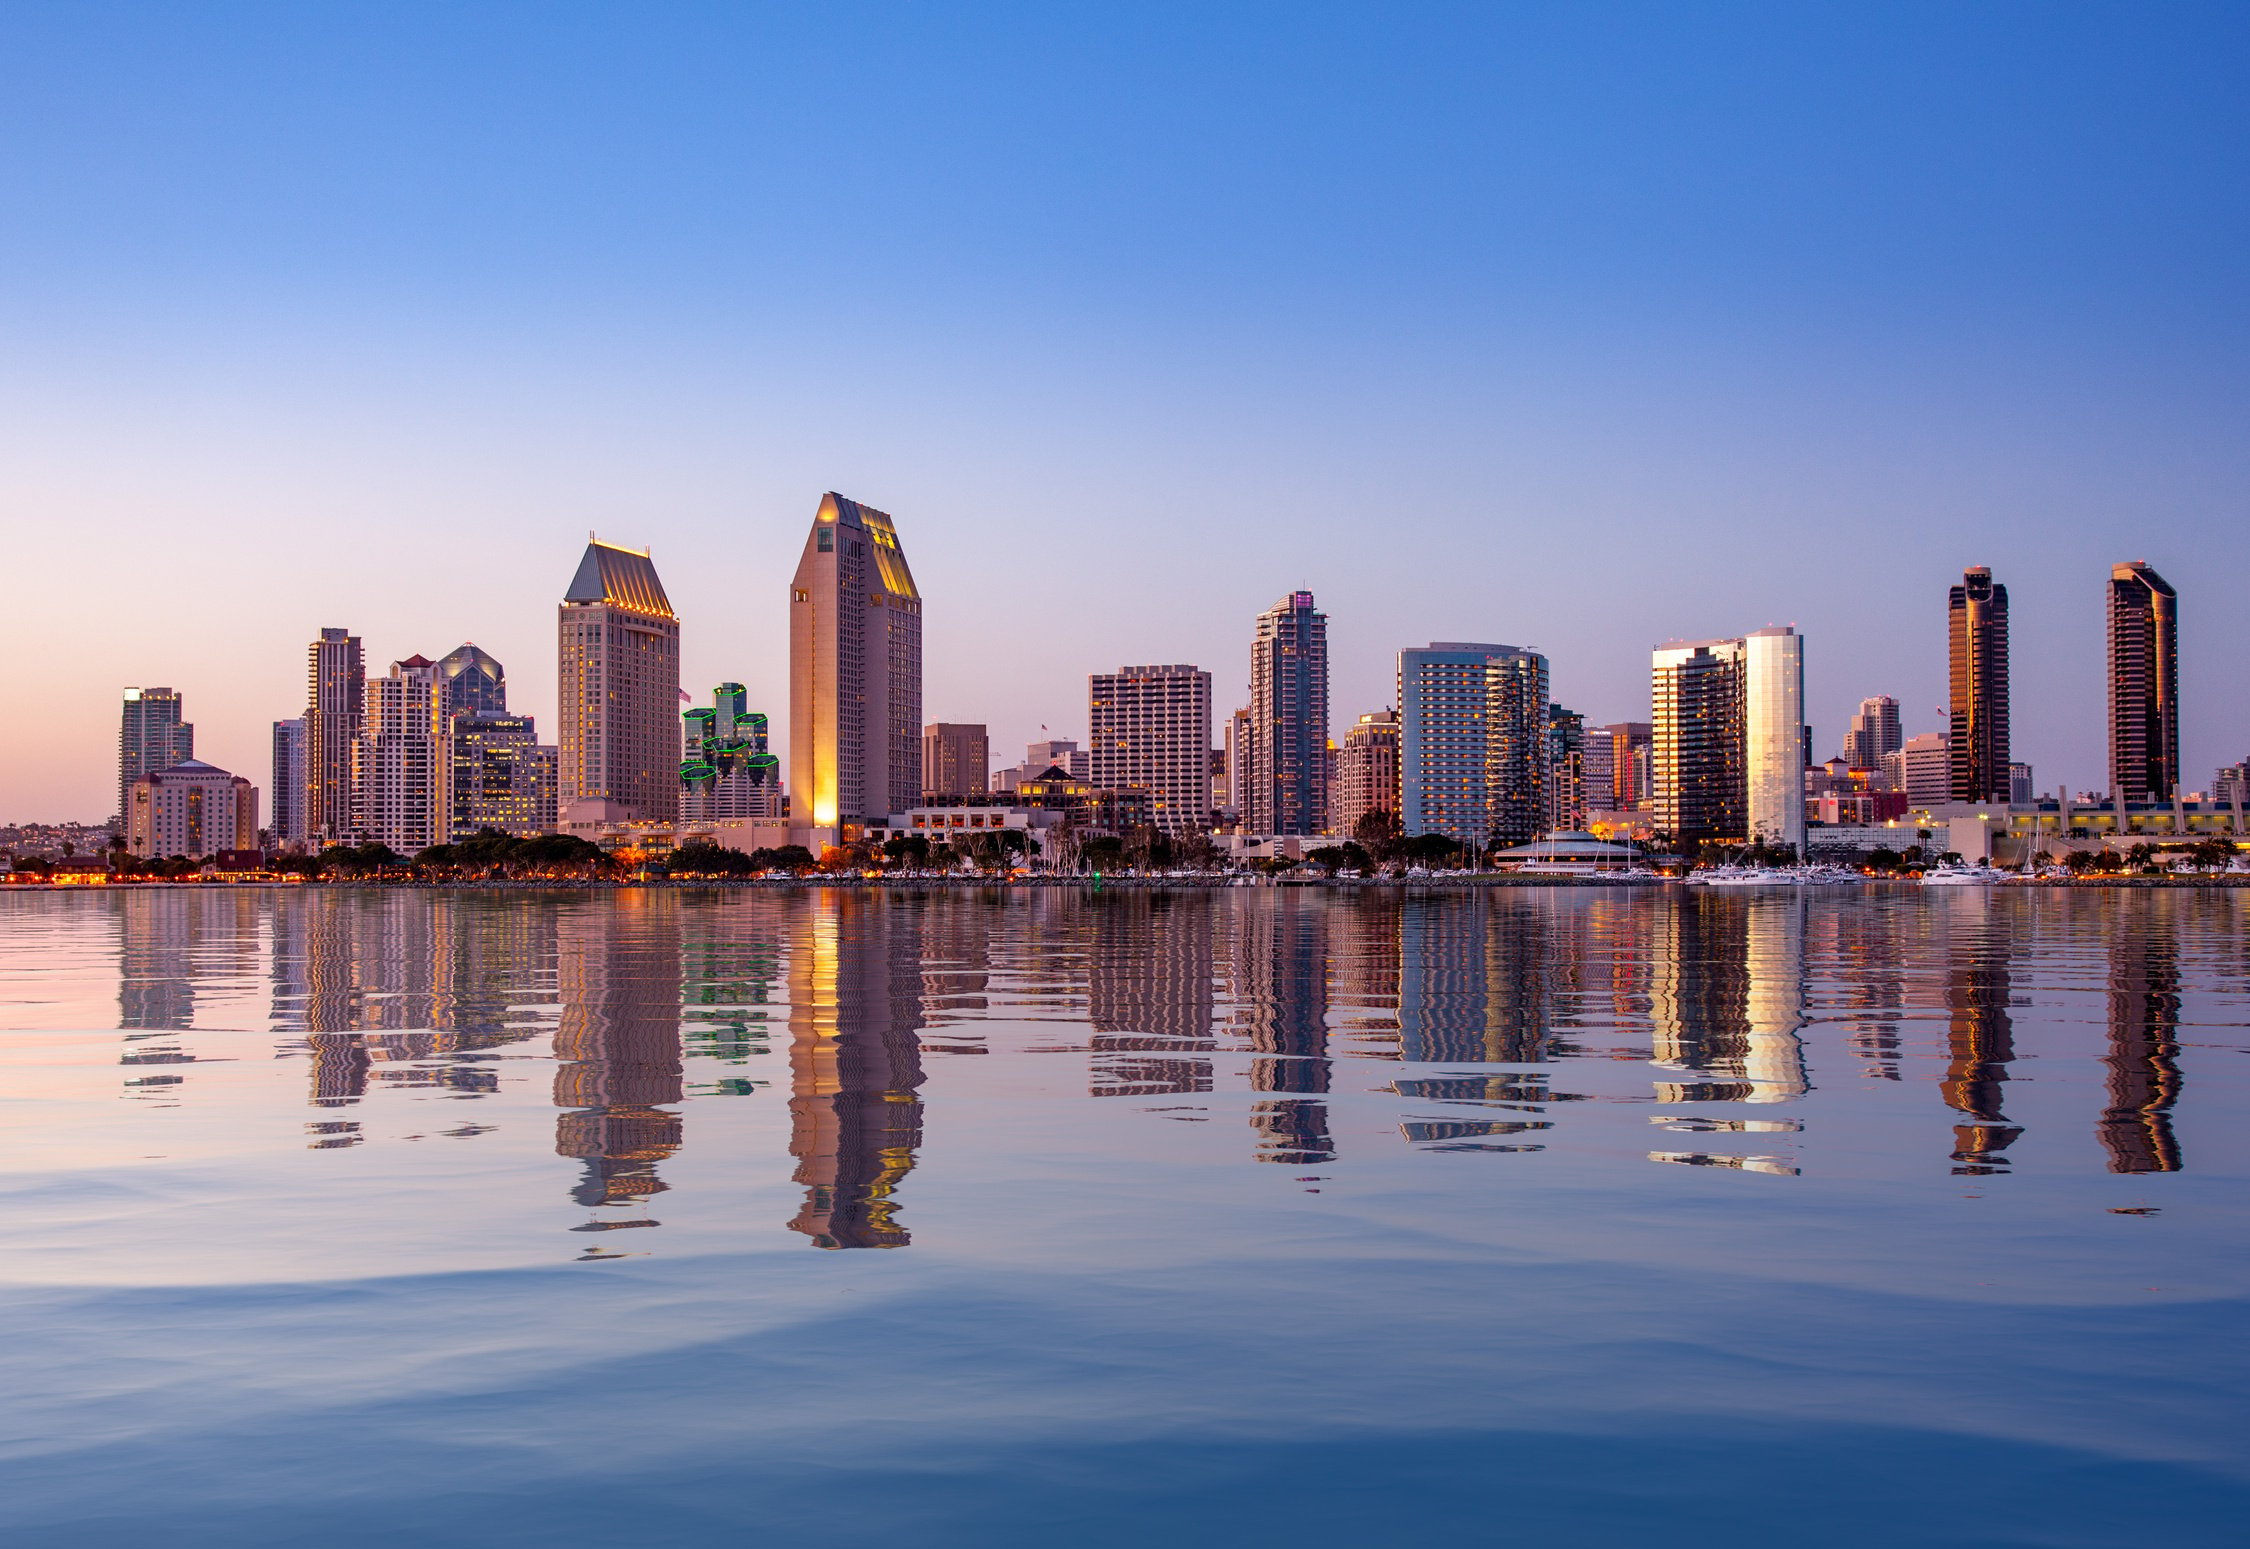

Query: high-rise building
(1584, 722), (1653, 812)
(119, 687), (194, 827)
(1842, 696), (1903, 771)
(450, 713), (558, 837)
(1651, 627), (1804, 852)
(1223, 708), (1252, 815)
(1398, 642), (1544, 846)
(1089, 665), (1214, 835)
(1333, 709), (1401, 839)
(1484, 652), (1551, 847)
(560, 539), (681, 824)
(1247, 592), (1329, 836)
(1546, 704), (1586, 833)
(1891, 732), (1952, 807)
(2009, 761), (2036, 804)
(2107, 561), (2179, 803)
(1743, 628), (1805, 854)
(437, 643), (508, 717)
(353, 655), (446, 853)
(1948, 566), (2011, 803)
(921, 723), (989, 801)
(126, 759), (257, 859)
(270, 718), (306, 844)
(681, 685), (781, 821)
(305, 628), (364, 844)
(789, 493), (921, 830)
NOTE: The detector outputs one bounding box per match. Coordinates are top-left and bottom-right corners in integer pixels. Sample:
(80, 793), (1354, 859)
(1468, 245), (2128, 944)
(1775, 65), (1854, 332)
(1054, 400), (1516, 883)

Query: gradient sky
(2, 1), (2245, 821)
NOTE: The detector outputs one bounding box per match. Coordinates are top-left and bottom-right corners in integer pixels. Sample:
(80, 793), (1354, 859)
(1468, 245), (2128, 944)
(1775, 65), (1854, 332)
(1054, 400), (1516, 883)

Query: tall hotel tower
(2107, 561), (2179, 803)
(559, 540), (681, 823)
(790, 493), (922, 830)
(1089, 665), (1214, 835)
(1248, 591), (1329, 836)
(1650, 626), (1803, 852)
(1947, 567), (2011, 804)
(305, 628), (364, 844)
(119, 687), (194, 825)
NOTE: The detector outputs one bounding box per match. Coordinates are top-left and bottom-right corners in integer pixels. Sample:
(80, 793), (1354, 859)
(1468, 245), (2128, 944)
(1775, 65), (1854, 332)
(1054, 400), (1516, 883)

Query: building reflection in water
(786, 892), (926, 1248)
(271, 891), (554, 1112)
(2100, 916), (2183, 1174)
(553, 893), (684, 1213)
(88, 886), (2220, 1251)
(1328, 892), (1403, 1060)
(1938, 900), (2021, 1174)
(1233, 893), (1333, 1164)
(115, 890), (261, 1101)
(1088, 892), (1215, 1098)
(1824, 899), (1906, 1081)
(1397, 894), (1582, 1066)
(1648, 893), (1807, 1105)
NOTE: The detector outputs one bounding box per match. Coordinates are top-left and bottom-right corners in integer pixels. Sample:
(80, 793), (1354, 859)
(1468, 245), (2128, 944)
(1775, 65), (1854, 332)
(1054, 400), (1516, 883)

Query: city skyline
(68, 538), (2241, 847)
(5, 9), (2247, 821)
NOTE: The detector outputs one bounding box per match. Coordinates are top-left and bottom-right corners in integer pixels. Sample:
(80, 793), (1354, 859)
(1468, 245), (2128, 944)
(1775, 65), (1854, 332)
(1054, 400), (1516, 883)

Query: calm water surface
(1, 886), (2245, 1546)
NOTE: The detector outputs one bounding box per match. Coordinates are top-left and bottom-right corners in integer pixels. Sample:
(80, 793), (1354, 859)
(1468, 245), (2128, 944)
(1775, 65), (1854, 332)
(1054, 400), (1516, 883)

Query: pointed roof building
(566, 540), (675, 618)
(559, 537), (681, 825)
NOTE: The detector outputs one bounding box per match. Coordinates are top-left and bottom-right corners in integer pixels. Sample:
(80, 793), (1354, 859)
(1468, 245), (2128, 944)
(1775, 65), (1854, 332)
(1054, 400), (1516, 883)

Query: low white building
(127, 760), (258, 859)
(869, 807), (1063, 855)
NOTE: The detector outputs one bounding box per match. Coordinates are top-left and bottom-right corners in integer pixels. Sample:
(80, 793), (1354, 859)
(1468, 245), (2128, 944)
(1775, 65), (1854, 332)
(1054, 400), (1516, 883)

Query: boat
(1919, 862), (1995, 886)
(1690, 865), (1799, 888)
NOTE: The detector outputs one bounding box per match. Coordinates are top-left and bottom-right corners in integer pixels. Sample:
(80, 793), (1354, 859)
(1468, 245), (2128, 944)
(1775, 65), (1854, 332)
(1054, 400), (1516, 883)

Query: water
(1, 885), (2244, 1546)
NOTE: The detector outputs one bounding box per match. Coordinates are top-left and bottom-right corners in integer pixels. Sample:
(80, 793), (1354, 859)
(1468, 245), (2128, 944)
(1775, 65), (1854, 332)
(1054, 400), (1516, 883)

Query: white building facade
(127, 759), (258, 859)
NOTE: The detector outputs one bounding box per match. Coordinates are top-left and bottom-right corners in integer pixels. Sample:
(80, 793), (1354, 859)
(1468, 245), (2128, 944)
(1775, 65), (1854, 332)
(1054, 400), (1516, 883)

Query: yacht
(1691, 865), (1799, 888)
(1919, 861), (1994, 886)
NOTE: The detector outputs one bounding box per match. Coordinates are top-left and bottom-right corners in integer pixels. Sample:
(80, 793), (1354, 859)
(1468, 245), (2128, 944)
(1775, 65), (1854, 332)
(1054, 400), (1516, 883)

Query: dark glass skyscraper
(438, 643), (508, 717)
(2107, 561), (2179, 803)
(1947, 567), (2010, 804)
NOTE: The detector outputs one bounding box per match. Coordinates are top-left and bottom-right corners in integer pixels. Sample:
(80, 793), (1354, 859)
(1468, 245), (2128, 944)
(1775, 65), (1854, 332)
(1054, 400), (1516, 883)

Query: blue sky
(2, 1), (2245, 818)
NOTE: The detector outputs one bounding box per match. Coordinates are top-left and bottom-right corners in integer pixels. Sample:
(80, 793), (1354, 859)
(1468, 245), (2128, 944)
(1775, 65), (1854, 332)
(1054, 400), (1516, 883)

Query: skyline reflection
(5, 886), (2235, 1259)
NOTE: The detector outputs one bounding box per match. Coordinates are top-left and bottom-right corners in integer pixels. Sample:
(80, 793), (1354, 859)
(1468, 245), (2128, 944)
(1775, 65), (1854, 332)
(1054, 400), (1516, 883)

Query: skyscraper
(1247, 592), (1329, 836)
(789, 493), (922, 829)
(1397, 642), (1545, 847)
(305, 628), (364, 845)
(1742, 628), (1805, 854)
(1651, 627), (1804, 852)
(1333, 709), (1401, 839)
(353, 655), (445, 853)
(1088, 666), (1214, 835)
(1223, 707), (1252, 815)
(2108, 560), (2179, 803)
(270, 717), (306, 844)
(1546, 704), (1586, 834)
(559, 539), (681, 824)
(119, 687), (194, 825)
(1948, 566), (2011, 804)
(437, 643), (507, 717)
(1842, 695), (1902, 771)
(1484, 651), (1550, 847)
(920, 723), (989, 800)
